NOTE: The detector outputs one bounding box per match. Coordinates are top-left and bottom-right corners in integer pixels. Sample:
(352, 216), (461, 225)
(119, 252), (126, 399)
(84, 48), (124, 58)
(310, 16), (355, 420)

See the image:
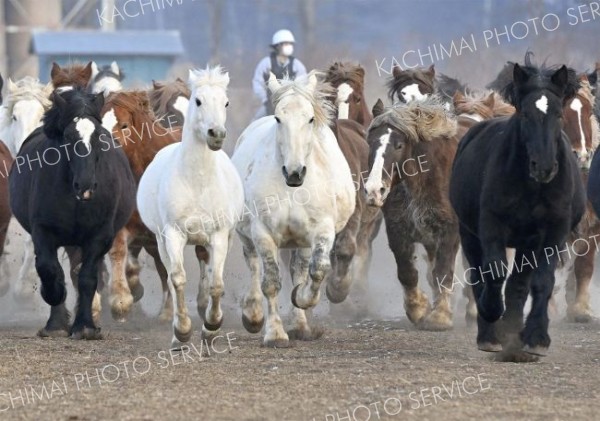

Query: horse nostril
(380, 187), (386, 195)
(208, 129), (215, 137)
(530, 161), (538, 170)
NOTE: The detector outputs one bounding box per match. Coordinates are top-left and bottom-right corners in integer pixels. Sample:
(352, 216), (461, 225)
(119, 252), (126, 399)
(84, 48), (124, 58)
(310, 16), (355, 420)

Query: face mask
(281, 44), (294, 57)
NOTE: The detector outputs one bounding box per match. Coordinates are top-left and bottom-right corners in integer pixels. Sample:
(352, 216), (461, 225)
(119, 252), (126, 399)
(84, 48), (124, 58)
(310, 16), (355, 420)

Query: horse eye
(395, 142), (403, 150)
(309, 117), (315, 124)
(195, 98), (202, 107)
(121, 123), (128, 130)
(274, 116), (281, 123)
(355, 97), (361, 104)
(225, 101), (229, 108)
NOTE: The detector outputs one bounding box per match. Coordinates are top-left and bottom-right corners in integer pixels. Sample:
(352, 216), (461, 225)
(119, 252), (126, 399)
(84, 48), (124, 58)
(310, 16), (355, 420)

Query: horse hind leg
(126, 244), (145, 302)
(288, 248), (323, 341)
(239, 233), (264, 334)
(65, 246), (103, 326)
(567, 252), (594, 322)
(142, 243), (172, 321)
(13, 235), (40, 303)
(108, 228), (134, 322)
(195, 245), (209, 322)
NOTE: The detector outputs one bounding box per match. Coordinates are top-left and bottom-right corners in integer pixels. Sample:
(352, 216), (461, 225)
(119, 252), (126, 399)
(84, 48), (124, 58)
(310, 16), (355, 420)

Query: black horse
(449, 59), (585, 362)
(9, 88), (136, 339)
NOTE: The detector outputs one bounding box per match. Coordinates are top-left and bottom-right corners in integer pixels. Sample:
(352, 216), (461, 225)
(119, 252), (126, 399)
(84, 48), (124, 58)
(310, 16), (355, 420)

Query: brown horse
(148, 78), (190, 128)
(50, 62), (93, 91)
(322, 62), (382, 318)
(387, 65), (436, 104)
(364, 97), (460, 330)
(101, 90), (209, 322)
(0, 141), (12, 297)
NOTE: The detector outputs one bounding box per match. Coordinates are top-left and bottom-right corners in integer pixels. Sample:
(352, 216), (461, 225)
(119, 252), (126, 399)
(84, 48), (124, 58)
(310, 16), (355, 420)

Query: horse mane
(2, 77), (52, 116)
(105, 90), (156, 126)
(324, 62), (365, 91)
(51, 62), (93, 89)
(371, 95), (457, 143)
(454, 90), (515, 119)
(437, 73), (470, 99)
(500, 53), (579, 107)
(386, 67), (435, 102)
(44, 88), (103, 140)
(188, 65), (230, 90)
(149, 78), (190, 114)
(270, 70), (335, 128)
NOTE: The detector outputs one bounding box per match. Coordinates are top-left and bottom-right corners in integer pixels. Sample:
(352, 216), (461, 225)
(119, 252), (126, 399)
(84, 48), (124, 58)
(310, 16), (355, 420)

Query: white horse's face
(188, 82), (229, 151)
(0, 99), (45, 155)
(269, 73), (319, 187)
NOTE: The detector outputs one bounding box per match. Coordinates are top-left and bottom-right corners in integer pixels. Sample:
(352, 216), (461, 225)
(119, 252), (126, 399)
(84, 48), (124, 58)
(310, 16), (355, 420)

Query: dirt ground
(1, 225), (600, 421)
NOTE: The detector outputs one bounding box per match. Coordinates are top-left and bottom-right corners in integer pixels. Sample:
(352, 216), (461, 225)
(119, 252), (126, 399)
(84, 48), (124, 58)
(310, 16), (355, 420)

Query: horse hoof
(291, 285), (309, 310)
(130, 283), (144, 302)
(204, 318), (222, 332)
(263, 337), (290, 348)
(325, 284), (348, 304)
(242, 313), (264, 333)
(477, 342), (502, 352)
(573, 314), (593, 323)
(70, 327), (103, 340)
(37, 328), (69, 338)
(287, 326), (324, 341)
(174, 326), (193, 343)
(110, 294), (133, 322)
(523, 344), (548, 357)
(201, 325), (221, 341)
(418, 311), (453, 331)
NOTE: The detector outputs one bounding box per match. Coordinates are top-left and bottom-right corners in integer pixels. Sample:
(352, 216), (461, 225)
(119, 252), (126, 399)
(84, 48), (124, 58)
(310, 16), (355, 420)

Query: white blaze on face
(173, 96), (190, 119)
(336, 83), (353, 119)
(365, 128), (392, 195)
(102, 108), (117, 133)
(92, 77), (123, 96)
(535, 95), (548, 114)
(569, 97), (587, 157)
(75, 117), (96, 152)
(401, 83), (428, 103)
(55, 86), (73, 93)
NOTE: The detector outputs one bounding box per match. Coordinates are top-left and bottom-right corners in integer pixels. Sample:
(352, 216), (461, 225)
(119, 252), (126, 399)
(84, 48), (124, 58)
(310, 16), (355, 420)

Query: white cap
(272, 29), (295, 45)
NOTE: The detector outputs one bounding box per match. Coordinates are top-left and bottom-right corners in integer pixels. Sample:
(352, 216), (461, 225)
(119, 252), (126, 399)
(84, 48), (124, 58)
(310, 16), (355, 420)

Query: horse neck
(127, 117), (180, 177)
(179, 122), (217, 178)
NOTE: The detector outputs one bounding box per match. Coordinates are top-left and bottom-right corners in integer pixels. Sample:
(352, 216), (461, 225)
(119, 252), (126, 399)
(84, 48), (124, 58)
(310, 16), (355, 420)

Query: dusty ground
(1, 224), (600, 421)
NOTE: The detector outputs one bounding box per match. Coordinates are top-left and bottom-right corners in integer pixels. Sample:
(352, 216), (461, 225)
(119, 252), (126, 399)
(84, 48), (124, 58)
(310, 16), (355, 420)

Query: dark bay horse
(387, 65), (436, 104)
(101, 90), (209, 322)
(149, 78), (190, 128)
(325, 62), (373, 126)
(10, 88), (136, 338)
(365, 97), (460, 331)
(449, 60), (584, 361)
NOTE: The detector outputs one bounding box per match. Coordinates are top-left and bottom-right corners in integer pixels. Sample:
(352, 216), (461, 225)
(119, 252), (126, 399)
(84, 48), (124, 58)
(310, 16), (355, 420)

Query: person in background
(252, 29), (307, 119)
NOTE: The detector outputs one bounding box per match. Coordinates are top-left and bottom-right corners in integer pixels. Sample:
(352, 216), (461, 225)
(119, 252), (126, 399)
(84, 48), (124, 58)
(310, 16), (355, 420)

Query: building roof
(31, 30), (184, 56)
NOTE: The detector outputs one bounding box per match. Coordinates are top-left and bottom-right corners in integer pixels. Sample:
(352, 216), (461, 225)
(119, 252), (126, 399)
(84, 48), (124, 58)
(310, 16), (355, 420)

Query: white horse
(232, 71), (356, 347)
(137, 66), (243, 345)
(90, 61), (124, 96)
(0, 77), (52, 301)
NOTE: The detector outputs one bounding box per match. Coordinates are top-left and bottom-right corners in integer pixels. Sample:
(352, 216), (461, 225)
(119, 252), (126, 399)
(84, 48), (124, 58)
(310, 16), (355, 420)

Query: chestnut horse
(365, 97), (460, 331)
(101, 90), (209, 321)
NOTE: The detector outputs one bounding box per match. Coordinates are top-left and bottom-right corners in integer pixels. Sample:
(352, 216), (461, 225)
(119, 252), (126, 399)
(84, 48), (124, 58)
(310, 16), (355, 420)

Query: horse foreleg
(325, 212), (359, 305)
(567, 251), (594, 322)
(108, 228), (133, 322)
(292, 229), (335, 310)
(195, 245), (210, 322)
(32, 230), (69, 337)
(288, 248), (322, 340)
(201, 231), (228, 340)
(239, 233), (264, 334)
(254, 226), (288, 348)
(159, 227), (192, 346)
(14, 235), (39, 303)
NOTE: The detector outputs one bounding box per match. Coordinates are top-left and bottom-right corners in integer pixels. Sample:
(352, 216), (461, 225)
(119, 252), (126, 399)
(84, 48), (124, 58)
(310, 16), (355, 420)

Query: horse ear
(579, 73), (589, 83)
(82, 61), (94, 82)
(392, 66), (402, 78)
(91, 61), (99, 79)
(356, 65), (365, 77)
(550, 65), (568, 91)
(267, 72), (281, 93)
(587, 70), (598, 86)
(152, 80), (160, 89)
(372, 98), (385, 117)
(306, 72), (318, 93)
(222, 71), (230, 86)
(110, 61), (120, 76)
(92, 92), (105, 113)
(484, 92), (495, 108)
(188, 69), (197, 85)
(50, 62), (61, 79)
(426, 64), (435, 77)
(452, 91), (465, 105)
(513, 63), (529, 87)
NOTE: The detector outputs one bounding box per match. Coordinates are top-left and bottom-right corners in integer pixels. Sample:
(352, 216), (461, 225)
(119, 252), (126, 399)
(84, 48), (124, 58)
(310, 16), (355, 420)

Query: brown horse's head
(149, 78), (190, 128)
(50, 62), (93, 91)
(563, 74), (598, 169)
(324, 61), (371, 126)
(365, 97), (457, 207)
(387, 65), (435, 104)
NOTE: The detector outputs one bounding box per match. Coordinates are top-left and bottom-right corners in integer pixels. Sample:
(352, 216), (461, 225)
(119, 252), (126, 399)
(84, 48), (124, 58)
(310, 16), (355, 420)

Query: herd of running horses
(0, 52), (599, 362)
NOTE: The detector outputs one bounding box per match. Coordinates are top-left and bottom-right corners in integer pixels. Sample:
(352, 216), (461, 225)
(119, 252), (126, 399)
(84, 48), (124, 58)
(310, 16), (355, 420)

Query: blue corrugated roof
(32, 30), (184, 56)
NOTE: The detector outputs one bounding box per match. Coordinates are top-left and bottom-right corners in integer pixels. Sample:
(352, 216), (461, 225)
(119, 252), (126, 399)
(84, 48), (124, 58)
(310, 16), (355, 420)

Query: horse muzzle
(74, 182), (97, 201)
(529, 160), (558, 184)
(207, 128), (227, 150)
(365, 186), (389, 207)
(282, 166), (307, 187)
